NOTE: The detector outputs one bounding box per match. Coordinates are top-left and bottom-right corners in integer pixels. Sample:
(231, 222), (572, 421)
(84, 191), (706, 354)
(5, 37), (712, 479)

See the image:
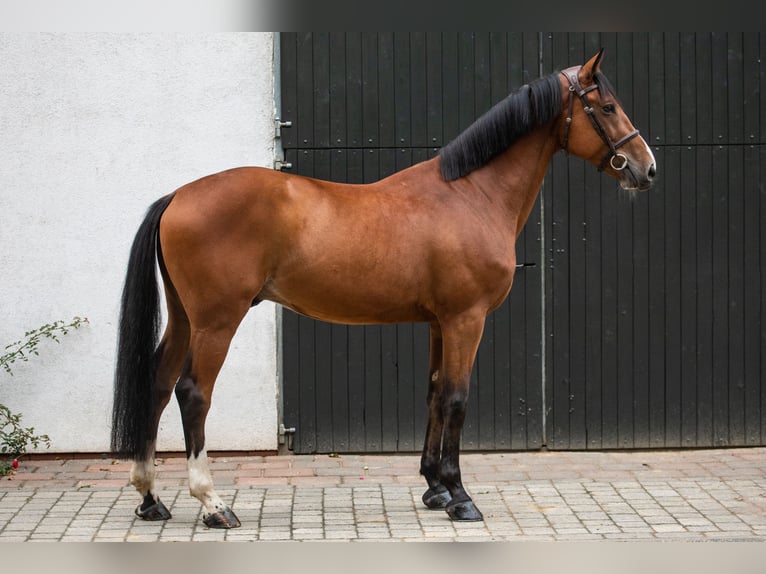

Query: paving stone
(4, 448), (766, 542)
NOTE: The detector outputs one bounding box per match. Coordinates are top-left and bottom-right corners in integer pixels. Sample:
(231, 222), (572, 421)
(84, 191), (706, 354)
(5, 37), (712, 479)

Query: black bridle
(560, 65), (640, 171)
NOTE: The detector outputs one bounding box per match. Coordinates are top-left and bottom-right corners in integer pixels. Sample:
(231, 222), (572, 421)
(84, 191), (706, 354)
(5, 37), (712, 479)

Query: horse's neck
(471, 123), (560, 236)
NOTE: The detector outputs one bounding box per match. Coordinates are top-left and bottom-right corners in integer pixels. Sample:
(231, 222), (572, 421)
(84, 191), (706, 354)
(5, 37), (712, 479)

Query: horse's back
(158, 162), (515, 325)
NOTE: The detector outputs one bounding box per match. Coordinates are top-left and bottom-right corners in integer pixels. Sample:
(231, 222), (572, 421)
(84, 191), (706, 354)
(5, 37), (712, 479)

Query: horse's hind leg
(175, 309), (248, 529)
(130, 290), (190, 521)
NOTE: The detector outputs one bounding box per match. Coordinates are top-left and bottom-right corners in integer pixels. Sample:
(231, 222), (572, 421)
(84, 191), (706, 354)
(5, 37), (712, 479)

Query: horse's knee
(441, 387), (469, 421)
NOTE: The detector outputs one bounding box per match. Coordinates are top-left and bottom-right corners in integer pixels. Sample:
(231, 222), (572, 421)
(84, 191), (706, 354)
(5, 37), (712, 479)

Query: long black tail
(111, 193), (175, 461)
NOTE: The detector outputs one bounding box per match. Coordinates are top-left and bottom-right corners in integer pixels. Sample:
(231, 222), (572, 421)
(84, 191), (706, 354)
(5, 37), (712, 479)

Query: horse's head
(560, 49), (656, 191)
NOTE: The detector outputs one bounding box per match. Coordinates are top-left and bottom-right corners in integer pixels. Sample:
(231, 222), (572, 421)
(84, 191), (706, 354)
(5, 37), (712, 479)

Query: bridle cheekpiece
(560, 65), (639, 172)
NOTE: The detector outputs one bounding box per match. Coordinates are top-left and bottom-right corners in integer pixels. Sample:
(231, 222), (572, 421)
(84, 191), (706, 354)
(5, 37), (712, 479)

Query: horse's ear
(582, 48), (605, 81)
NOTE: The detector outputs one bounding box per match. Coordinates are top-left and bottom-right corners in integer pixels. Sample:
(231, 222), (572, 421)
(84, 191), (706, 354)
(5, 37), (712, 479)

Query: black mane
(439, 73), (563, 181)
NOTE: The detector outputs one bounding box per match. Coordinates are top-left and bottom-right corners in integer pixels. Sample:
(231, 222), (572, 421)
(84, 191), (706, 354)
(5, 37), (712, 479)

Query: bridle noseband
(560, 66), (640, 171)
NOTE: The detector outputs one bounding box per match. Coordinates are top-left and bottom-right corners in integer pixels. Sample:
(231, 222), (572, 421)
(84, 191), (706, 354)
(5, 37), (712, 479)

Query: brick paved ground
(2, 447), (766, 541)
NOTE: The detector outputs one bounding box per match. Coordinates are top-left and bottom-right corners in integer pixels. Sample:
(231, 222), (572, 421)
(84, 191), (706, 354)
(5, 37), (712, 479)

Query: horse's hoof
(422, 485), (452, 509)
(446, 500), (484, 522)
(135, 498), (172, 521)
(203, 507), (241, 529)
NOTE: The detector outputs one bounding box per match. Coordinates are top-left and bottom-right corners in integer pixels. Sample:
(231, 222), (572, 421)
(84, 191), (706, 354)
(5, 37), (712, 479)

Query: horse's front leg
(436, 313), (486, 521)
(420, 323), (452, 509)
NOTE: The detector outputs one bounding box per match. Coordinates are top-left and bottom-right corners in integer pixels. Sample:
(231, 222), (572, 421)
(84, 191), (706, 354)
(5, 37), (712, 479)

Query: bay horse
(111, 50), (656, 528)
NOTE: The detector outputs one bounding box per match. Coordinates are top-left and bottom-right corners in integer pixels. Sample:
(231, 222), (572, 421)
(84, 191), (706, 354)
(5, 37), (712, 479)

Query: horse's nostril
(648, 163), (657, 178)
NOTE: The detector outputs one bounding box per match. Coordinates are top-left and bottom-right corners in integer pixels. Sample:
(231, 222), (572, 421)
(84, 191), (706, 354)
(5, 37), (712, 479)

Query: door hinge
(275, 118), (292, 139)
(274, 117), (293, 171)
(278, 423), (296, 446)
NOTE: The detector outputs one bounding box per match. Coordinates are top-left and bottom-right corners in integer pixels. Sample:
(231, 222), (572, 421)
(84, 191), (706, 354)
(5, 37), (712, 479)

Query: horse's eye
(602, 103), (616, 114)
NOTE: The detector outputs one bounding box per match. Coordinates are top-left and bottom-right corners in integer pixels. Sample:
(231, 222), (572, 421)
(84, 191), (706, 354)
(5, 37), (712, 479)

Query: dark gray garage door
(279, 32), (766, 453)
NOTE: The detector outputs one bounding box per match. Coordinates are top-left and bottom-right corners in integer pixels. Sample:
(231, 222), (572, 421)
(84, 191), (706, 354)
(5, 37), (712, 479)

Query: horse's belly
(272, 295), (430, 325)
(260, 276), (431, 325)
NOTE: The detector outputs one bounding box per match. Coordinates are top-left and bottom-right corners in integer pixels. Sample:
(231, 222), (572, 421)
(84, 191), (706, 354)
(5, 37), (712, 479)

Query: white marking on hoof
(431, 370), (439, 382)
(129, 441), (157, 497)
(187, 450), (227, 518)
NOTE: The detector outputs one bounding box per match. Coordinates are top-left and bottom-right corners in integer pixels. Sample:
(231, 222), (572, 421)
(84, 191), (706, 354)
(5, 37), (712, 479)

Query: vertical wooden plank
(314, 320), (333, 453)
(742, 33), (760, 146)
(760, 144), (766, 445)
(330, 147), (345, 181)
(361, 33), (379, 149)
(457, 32), (475, 134)
(426, 32), (443, 148)
(599, 183), (620, 447)
(727, 33), (744, 145)
(380, 325), (399, 452)
(693, 145), (713, 447)
(679, 33), (697, 146)
(396, 322), (415, 451)
(475, 313), (494, 450)
(298, 313), (317, 452)
(489, 32), (508, 104)
(347, 324), (366, 452)
(726, 41), (748, 425)
(696, 33), (714, 145)
(648, 36), (669, 446)
(659, 146), (682, 447)
(441, 33), (460, 144)
(494, 296), (512, 450)
(647, 32), (667, 146)
(281, 307), (301, 448)
(474, 33), (491, 130)
(413, 323), (430, 450)
(584, 155), (604, 449)
(280, 33), (299, 150)
(662, 33), (681, 146)
(329, 33), (347, 147)
(312, 33), (330, 149)
(761, 33), (766, 142)
(377, 33), (395, 149)
(679, 145), (698, 446)
(631, 33), (651, 136)
(331, 323), (350, 451)
(363, 324), (383, 453)
(711, 145), (729, 446)
(647, 145), (668, 447)
(743, 145), (762, 445)
(394, 32), (411, 148)
(345, 32), (363, 148)
(409, 32), (427, 148)
(727, 145), (745, 445)
(346, 147), (363, 184)
(295, 32), (314, 149)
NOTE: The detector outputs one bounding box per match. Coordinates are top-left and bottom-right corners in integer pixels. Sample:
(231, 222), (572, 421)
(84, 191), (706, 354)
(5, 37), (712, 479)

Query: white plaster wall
(0, 33), (279, 453)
